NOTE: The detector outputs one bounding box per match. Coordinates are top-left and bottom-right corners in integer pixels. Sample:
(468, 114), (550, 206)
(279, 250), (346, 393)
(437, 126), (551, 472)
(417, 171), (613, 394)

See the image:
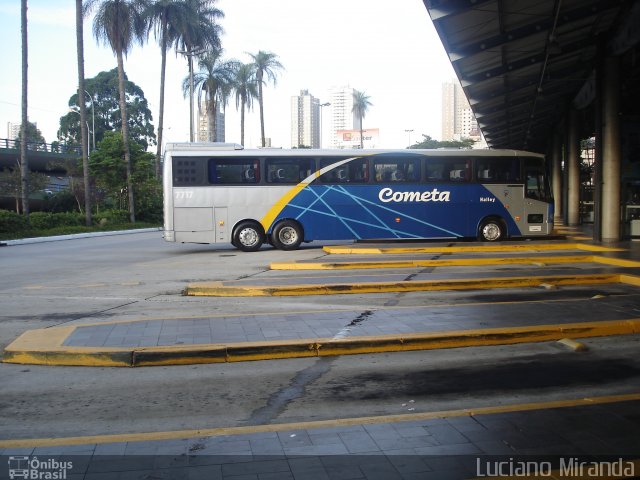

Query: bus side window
(444, 158), (471, 182)
(426, 160), (445, 181)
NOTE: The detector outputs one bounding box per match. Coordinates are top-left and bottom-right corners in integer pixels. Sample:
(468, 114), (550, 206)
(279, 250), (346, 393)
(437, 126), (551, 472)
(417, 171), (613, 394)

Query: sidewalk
(4, 236), (640, 367)
(0, 227), (161, 246)
(2, 395), (639, 479)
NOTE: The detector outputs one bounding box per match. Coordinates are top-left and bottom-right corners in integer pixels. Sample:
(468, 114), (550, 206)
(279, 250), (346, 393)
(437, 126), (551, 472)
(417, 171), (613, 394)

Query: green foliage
(186, 50), (239, 142)
(57, 69), (156, 149)
(28, 212), (84, 230)
(28, 212), (57, 230)
(89, 131), (162, 220)
(16, 121), (46, 143)
(409, 135), (476, 150)
(0, 207), (160, 239)
(0, 210), (28, 233)
(0, 165), (50, 213)
(93, 209), (130, 225)
(135, 179), (163, 223)
(43, 190), (79, 213)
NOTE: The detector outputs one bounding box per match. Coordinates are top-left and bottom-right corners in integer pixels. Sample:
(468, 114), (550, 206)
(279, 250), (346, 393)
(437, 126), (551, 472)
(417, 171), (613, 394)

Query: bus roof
(163, 143), (544, 158)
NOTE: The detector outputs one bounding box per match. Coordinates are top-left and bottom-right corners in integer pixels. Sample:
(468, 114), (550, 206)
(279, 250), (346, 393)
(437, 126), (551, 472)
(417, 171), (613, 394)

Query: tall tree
(144, 0), (189, 175)
(20, 0), (29, 217)
(58, 69), (156, 150)
(409, 134), (474, 149)
(17, 121), (45, 144)
(0, 161), (48, 214)
(232, 63), (257, 147)
(248, 50), (283, 147)
(87, 0), (147, 222)
(76, 0), (91, 225)
(352, 89), (372, 149)
(186, 50), (237, 141)
(175, 0), (223, 142)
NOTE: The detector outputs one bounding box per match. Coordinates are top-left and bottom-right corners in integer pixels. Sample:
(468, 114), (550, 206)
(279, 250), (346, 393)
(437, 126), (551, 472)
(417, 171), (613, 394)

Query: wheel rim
(238, 227), (259, 247)
(482, 223), (501, 241)
(278, 226), (298, 246)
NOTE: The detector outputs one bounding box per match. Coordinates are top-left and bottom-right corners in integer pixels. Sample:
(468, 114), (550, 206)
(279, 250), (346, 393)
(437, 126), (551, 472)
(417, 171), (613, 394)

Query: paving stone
(337, 432), (380, 454)
(221, 459), (290, 477)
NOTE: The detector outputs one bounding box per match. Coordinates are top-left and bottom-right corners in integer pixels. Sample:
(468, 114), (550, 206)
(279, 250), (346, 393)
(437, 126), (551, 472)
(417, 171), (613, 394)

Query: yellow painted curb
(185, 273), (628, 297)
(270, 255), (640, 271)
(557, 338), (588, 352)
(3, 318), (640, 368)
(322, 243), (624, 255)
(2, 392), (640, 448)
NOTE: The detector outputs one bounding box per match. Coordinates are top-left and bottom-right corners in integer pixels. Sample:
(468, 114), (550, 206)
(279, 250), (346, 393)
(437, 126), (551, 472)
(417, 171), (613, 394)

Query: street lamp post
(404, 129), (414, 148)
(69, 107), (91, 158)
(319, 102), (330, 149)
(83, 90), (95, 151)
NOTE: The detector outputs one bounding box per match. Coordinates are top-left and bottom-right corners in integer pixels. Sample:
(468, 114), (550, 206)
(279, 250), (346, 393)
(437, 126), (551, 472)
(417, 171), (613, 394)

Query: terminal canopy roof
(424, 0), (638, 153)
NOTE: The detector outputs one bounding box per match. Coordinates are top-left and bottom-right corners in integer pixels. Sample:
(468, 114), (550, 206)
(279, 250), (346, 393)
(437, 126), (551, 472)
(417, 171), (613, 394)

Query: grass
(1, 222), (161, 241)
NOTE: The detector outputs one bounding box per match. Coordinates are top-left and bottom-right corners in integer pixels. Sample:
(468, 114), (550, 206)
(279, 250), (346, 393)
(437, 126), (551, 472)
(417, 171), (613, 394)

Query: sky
(0, 0), (456, 150)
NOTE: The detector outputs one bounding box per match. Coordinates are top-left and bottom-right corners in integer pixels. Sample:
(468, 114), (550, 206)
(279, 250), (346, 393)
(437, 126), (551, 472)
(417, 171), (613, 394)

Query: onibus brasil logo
(8, 456), (73, 479)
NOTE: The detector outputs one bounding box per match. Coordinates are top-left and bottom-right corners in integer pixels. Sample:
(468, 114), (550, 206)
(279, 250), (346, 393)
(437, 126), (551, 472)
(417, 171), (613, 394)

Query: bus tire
(232, 221), (265, 252)
(271, 220), (303, 250)
(478, 217), (505, 242)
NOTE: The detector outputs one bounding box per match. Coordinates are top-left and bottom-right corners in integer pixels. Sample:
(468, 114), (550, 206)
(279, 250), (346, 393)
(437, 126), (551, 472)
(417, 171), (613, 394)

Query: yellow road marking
(4, 318), (640, 367)
(1, 392), (639, 448)
(270, 255), (640, 270)
(323, 243), (624, 255)
(185, 273), (627, 297)
(557, 338), (589, 352)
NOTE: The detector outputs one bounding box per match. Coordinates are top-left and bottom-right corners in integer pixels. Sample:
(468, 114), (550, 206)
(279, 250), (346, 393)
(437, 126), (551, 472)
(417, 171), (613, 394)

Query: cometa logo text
(379, 187), (451, 203)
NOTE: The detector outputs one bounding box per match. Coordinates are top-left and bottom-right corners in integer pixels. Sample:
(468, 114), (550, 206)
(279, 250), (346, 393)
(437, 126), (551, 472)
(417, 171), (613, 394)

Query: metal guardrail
(0, 138), (82, 155)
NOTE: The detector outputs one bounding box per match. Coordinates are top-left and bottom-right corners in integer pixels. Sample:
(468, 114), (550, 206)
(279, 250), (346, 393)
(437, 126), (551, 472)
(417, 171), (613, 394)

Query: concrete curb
(269, 255), (640, 271)
(185, 273), (628, 297)
(0, 227), (161, 246)
(322, 243), (624, 254)
(3, 392), (640, 448)
(3, 319), (640, 367)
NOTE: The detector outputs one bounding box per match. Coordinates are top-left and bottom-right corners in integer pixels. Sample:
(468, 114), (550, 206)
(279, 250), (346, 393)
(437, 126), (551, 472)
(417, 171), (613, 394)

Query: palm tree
(88, 0), (147, 222)
(175, 0), (224, 142)
(248, 50), (283, 147)
(76, 0), (91, 225)
(186, 50), (237, 141)
(144, 0), (189, 176)
(352, 89), (373, 149)
(232, 63), (257, 146)
(20, 0), (29, 217)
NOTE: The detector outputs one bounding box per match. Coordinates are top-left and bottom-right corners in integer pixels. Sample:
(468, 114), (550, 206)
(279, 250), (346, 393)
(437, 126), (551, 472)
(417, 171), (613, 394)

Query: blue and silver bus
(163, 143), (553, 251)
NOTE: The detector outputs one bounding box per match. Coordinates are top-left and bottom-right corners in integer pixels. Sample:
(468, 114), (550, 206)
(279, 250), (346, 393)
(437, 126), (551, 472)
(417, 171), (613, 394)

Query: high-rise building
(441, 80), (479, 141)
(197, 99), (225, 143)
(291, 89), (320, 148)
(328, 86), (361, 149)
(7, 121), (24, 140)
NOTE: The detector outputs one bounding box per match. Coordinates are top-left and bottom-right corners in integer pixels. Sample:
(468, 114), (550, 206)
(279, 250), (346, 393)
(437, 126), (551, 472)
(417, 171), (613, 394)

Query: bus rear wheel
(233, 221), (265, 252)
(271, 220), (303, 250)
(478, 218), (505, 242)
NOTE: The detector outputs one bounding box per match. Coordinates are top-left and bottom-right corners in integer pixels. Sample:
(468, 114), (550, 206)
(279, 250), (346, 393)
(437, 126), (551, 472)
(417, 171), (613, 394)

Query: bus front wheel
(271, 220), (303, 250)
(232, 221), (265, 252)
(478, 218), (505, 242)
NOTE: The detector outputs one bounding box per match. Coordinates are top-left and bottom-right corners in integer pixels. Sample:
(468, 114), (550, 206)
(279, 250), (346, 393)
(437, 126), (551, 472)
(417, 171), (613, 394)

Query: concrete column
(552, 132), (563, 224)
(601, 56), (621, 241)
(567, 109), (581, 226)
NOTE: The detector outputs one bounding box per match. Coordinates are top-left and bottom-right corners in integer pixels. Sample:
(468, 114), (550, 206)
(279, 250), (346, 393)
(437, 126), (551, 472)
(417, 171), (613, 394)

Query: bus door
(523, 158), (552, 235)
(214, 207), (228, 242)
